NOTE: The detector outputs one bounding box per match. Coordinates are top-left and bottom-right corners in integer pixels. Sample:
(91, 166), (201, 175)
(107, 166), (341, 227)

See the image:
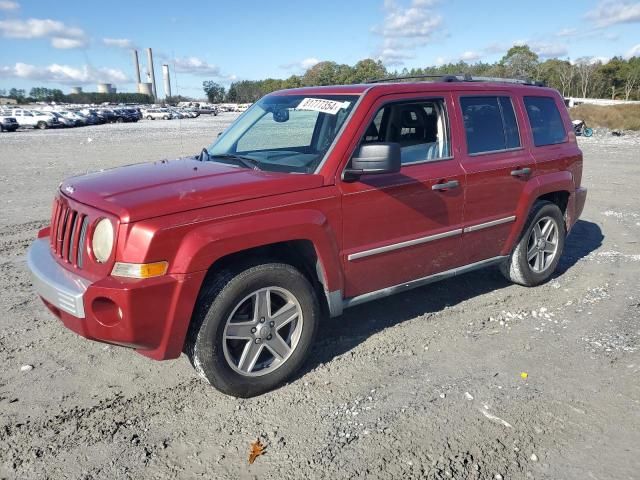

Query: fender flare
(502, 171), (575, 255)
(171, 208), (344, 298)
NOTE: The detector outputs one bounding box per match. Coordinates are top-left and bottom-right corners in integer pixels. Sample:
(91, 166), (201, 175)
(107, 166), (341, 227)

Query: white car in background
(142, 108), (172, 120)
(8, 109), (59, 129)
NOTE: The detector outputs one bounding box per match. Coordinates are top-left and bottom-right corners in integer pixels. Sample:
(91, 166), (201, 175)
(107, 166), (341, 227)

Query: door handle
(511, 167), (532, 177)
(432, 180), (459, 191)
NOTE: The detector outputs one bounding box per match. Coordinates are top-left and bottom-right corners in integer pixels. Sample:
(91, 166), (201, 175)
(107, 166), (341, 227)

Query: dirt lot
(1, 116), (639, 480)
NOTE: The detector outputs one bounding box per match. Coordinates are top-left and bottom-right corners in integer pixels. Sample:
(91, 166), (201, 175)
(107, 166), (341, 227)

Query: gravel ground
(1, 115), (639, 479)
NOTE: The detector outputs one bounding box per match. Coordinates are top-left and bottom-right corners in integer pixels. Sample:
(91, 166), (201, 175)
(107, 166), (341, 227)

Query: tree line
(0, 87), (152, 105)
(201, 45), (640, 104)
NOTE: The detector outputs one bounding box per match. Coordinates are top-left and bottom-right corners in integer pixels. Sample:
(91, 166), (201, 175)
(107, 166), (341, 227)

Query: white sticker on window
(296, 98), (350, 115)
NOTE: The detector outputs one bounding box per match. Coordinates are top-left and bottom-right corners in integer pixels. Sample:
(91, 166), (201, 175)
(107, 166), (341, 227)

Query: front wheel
(185, 262), (320, 397)
(37, 121), (47, 130)
(583, 127), (593, 137)
(500, 201), (565, 286)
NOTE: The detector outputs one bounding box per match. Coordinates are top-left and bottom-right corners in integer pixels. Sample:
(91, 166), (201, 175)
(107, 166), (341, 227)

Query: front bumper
(27, 238), (90, 317)
(27, 238), (206, 360)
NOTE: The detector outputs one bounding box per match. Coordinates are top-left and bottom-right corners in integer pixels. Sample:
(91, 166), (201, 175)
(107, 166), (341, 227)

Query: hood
(60, 157), (324, 223)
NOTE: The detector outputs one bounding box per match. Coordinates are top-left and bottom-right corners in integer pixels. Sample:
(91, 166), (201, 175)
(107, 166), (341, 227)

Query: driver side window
(361, 99), (451, 165)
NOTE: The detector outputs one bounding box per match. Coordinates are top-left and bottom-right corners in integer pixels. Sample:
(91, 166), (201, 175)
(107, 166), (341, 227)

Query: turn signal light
(111, 261), (168, 279)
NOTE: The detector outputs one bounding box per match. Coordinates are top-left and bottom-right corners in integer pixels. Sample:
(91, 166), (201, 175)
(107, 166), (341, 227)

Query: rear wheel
(185, 262), (319, 397)
(146, 115), (153, 120)
(37, 121), (47, 130)
(500, 201), (565, 286)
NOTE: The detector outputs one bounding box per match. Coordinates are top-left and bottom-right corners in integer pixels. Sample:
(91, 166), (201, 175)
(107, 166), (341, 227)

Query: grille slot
(49, 197), (88, 268)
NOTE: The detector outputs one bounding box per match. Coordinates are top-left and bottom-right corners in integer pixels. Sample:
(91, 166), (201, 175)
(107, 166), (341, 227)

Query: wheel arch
(502, 171), (575, 255)
(171, 209), (344, 316)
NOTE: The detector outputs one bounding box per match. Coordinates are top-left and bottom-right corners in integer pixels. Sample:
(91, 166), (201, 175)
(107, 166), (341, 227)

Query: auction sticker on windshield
(296, 98), (350, 115)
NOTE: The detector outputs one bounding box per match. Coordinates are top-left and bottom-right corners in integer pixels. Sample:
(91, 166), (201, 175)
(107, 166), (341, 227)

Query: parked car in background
(8, 109), (59, 129)
(198, 106), (218, 115)
(142, 108), (172, 120)
(58, 111), (86, 127)
(0, 114), (19, 132)
(111, 109), (135, 123)
(125, 108), (142, 121)
(51, 112), (76, 128)
(97, 109), (115, 123)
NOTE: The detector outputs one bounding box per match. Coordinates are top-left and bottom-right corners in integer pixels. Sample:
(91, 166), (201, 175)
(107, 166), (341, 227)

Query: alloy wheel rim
(526, 216), (559, 273)
(222, 287), (303, 377)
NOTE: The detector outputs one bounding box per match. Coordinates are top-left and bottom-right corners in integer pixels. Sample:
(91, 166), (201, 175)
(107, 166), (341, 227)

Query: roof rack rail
(366, 74), (445, 83)
(365, 73), (545, 87)
(444, 74), (546, 87)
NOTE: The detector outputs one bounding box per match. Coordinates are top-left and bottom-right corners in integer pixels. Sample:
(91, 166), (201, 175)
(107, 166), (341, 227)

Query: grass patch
(569, 104), (640, 131)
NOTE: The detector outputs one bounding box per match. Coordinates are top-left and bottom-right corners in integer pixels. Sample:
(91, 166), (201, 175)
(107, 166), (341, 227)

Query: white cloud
(51, 37), (85, 49)
(556, 28), (577, 37)
(373, 0), (443, 65)
(173, 57), (222, 76)
(0, 62), (128, 85)
(530, 42), (569, 58)
(103, 37), (135, 49)
(585, 1), (640, 26)
(626, 44), (640, 58)
(300, 57), (320, 69)
(0, 0), (19, 10)
(459, 51), (482, 62)
(0, 18), (88, 48)
(280, 57), (320, 71)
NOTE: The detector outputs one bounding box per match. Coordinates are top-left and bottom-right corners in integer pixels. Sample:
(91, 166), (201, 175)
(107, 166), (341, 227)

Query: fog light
(111, 261), (168, 279)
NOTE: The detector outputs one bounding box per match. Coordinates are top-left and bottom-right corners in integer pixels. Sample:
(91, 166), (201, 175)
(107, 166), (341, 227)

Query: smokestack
(162, 64), (172, 99)
(132, 49), (141, 84)
(146, 47), (157, 100)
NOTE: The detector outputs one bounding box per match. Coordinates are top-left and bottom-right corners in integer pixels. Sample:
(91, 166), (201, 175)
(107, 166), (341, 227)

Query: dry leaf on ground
(248, 439), (266, 464)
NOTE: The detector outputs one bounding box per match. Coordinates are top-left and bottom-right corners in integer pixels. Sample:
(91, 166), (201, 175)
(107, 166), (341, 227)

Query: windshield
(207, 94), (358, 173)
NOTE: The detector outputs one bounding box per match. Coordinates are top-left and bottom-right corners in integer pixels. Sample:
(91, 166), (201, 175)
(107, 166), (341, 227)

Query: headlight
(92, 218), (114, 263)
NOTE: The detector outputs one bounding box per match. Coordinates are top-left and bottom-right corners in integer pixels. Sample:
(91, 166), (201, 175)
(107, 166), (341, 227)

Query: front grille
(50, 198), (89, 268)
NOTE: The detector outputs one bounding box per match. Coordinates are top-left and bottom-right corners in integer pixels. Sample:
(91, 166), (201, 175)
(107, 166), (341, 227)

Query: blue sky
(1, 0), (639, 97)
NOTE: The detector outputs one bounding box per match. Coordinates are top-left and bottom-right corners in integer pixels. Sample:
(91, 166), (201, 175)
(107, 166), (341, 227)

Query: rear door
(339, 93), (467, 298)
(455, 92), (535, 264)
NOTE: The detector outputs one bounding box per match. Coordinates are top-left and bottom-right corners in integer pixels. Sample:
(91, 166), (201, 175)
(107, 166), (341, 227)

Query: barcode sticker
(296, 98), (350, 115)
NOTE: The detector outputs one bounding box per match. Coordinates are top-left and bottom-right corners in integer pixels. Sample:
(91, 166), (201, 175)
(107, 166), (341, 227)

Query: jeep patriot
(27, 76), (587, 397)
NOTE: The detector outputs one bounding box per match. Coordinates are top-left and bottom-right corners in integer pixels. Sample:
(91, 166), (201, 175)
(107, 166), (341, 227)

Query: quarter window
(524, 96), (567, 146)
(360, 99), (451, 165)
(460, 96), (521, 154)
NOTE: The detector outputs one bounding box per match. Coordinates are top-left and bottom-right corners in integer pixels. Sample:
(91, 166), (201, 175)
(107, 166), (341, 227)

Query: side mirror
(344, 142), (401, 181)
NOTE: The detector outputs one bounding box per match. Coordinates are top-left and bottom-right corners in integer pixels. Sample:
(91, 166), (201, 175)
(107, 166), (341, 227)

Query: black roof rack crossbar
(365, 73), (545, 87)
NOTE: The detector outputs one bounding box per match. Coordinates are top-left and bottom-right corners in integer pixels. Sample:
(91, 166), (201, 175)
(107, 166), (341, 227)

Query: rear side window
(524, 96), (566, 146)
(460, 96), (521, 154)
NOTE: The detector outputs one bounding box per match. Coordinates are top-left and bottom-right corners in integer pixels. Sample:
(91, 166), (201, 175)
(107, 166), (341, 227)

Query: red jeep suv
(27, 76), (587, 397)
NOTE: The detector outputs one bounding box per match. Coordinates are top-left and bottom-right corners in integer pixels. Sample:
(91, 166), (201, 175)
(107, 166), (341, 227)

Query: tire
(146, 116), (153, 120)
(37, 121), (47, 130)
(185, 262), (320, 397)
(163, 116), (169, 120)
(584, 127), (593, 137)
(500, 201), (565, 286)
(116, 117), (123, 123)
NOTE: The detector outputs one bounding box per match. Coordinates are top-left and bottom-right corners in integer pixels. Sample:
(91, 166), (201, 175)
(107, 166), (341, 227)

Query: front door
(339, 94), (466, 298)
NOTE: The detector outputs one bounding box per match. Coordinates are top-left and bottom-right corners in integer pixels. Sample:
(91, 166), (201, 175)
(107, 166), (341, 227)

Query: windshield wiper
(198, 147), (210, 161)
(209, 153), (262, 170)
